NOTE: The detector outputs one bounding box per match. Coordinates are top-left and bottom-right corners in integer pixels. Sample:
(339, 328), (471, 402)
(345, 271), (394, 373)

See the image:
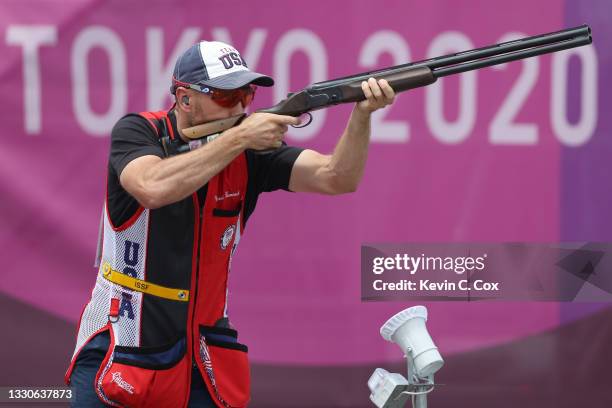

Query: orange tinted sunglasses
(203, 85), (257, 108)
(173, 78), (256, 108)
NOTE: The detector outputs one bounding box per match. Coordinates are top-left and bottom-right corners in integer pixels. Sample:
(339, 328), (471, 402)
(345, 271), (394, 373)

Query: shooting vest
(65, 110), (251, 408)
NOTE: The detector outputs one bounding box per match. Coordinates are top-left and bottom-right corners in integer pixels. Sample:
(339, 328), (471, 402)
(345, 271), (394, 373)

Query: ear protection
(182, 96), (190, 105)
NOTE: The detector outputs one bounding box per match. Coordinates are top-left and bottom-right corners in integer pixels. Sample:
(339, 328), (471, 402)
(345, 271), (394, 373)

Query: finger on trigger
(281, 115), (300, 126)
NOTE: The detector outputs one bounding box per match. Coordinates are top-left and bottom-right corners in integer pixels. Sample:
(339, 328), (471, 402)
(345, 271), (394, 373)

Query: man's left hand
(357, 78), (396, 114)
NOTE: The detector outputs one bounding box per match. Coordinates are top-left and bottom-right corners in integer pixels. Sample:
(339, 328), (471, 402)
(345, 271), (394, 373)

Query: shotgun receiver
(174, 25), (592, 153)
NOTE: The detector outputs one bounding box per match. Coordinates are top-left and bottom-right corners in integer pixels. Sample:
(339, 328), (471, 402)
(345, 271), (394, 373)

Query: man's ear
(175, 87), (191, 111)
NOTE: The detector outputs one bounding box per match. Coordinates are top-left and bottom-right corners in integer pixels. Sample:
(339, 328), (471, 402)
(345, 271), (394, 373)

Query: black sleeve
(109, 114), (165, 177)
(107, 114), (165, 227)
(243, 144), (304, 226)
(250, 144), (305, 193)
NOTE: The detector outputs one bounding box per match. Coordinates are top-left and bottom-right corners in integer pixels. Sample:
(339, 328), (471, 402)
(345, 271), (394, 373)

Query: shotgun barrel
(310, 25), (592, 88)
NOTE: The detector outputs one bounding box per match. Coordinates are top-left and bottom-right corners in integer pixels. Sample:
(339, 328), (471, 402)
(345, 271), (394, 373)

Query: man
(65, 40), (395, 407)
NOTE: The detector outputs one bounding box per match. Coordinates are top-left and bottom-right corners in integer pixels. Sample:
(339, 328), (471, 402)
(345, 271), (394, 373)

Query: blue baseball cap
(171, 41), (274, 93)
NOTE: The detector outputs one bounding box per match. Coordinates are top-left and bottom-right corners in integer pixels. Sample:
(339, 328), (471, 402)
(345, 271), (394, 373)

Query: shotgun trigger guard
(292, 112), (312, 129)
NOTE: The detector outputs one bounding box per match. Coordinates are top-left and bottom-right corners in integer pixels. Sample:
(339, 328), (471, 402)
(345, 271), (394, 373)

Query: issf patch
(220, 225), (235, 250)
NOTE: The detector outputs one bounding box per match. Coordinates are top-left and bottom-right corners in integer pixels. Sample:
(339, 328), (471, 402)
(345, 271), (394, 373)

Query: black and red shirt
(107, 109), (303, 227)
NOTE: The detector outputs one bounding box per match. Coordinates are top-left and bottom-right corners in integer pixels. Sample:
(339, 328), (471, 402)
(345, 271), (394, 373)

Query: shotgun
(167, 25), (592, 155)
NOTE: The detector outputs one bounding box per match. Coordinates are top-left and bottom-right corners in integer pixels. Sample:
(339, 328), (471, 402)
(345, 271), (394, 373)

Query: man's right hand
(236, 113), (300, 150)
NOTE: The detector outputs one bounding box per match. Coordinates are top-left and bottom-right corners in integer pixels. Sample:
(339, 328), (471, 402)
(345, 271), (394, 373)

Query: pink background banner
(1, 0), (608, 383)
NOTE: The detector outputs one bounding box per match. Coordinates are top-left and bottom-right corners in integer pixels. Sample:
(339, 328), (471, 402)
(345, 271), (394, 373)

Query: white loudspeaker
(380, 306), (444, 378)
